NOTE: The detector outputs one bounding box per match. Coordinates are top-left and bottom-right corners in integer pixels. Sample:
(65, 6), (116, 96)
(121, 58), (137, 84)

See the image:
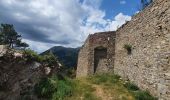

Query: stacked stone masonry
(76, 31), (116, 77)
(77, 0), (170, 99)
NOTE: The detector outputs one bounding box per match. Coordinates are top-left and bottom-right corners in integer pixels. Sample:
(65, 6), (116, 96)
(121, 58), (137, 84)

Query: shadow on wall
(94, 46), (107, 73)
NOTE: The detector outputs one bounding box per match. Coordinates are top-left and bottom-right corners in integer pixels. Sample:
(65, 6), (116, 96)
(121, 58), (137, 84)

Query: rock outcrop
(0, 48), (60, 100)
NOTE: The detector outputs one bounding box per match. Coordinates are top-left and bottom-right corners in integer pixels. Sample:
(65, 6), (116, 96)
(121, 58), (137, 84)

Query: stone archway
(94, 46), (107, 73)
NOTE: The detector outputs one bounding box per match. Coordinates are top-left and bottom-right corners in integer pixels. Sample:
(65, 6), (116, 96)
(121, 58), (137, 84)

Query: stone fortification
(76, 31), (116, 77)
(114, 0), (170, 99)
(77, 0), (170, 99)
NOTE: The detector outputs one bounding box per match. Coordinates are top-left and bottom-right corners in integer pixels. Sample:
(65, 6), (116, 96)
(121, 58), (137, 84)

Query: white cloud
(107, 13), (131, 31)
(22, 39), (56, 53)
(0, 0), (131, 53)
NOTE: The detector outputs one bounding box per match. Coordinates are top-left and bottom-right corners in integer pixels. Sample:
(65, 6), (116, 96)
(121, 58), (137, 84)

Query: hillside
(41, 46), (80, 68)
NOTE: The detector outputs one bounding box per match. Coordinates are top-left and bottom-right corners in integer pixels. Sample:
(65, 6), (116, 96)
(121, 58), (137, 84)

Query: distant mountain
(41, 46), (80, 68)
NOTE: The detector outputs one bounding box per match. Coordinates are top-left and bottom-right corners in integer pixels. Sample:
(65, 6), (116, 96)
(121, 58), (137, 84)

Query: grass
(34, 73), (157, 100)
(134, 91), (157, 100)
(123, 82), (158, 100)
(66, 79), (100, 100)
(87, 73), (120, 84)
(124, 82), (139, 91)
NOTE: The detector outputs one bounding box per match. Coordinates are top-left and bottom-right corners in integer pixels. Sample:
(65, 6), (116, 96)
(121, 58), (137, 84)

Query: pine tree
(0, 24), (29, 49)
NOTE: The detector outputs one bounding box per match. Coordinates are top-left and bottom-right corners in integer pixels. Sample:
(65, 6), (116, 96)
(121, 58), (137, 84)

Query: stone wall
(114, 0), (170, 99)
(76, 31), (116, 77)
(77, 0), (170, 99)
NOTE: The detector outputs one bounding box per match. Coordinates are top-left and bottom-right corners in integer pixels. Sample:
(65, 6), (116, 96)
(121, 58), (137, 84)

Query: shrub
(52, 80), (73, 100)
(124, 82), (157, 100)
(111, 74), (120, 83)
(134, 91), (157, 100)
(24, 50), (59, 67)
(34, 78), (55, 98)
(34, 75), (73, 100)
(42, 52), (59, 67)
(24, 49), (42, 62)
(124, 44), (132, 55)
(124, 82), (139, 91)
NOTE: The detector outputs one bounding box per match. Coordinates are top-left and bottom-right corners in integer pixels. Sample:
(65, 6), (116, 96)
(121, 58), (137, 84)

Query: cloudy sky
(0, 0), (141, 53)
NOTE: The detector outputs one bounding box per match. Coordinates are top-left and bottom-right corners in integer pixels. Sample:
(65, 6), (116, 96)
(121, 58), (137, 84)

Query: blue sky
(0, 0), (141, 52)
(100, 0), (140, 19)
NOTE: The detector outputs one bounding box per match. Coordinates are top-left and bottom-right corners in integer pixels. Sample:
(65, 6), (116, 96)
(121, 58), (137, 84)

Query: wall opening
(94, 47), (107, 73)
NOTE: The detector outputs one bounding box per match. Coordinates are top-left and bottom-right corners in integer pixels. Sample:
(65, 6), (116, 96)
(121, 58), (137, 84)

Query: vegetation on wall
(124, 44), (132, 55)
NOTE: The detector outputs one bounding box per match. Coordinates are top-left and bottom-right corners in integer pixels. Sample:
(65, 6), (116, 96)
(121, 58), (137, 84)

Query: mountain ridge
(41, 46), (80, 68)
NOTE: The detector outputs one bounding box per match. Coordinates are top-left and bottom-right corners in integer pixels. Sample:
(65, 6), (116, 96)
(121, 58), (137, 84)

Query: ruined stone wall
(76, 36), (91, 77)
(76, 31), (116, 77)
(114, 0), (170, 99)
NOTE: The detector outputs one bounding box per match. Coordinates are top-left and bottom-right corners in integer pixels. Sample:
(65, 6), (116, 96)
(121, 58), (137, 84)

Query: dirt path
(92, 84), (113, 100)
(79, 79), (112, 100)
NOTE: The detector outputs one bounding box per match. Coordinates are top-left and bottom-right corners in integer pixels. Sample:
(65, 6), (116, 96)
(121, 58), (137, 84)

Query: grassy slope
(34, 73), (157, 100)
(67, 74), (135, 100)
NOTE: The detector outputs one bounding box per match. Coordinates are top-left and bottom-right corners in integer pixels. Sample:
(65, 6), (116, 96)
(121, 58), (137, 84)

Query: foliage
(68, 79), (98, 100)
(24, 49), (42, 62)
(124, 82), (139, 91)
(52, 79), (73, 100)
(16, 39), (29, 49)
(42, 52), (59, 67)
(34, 75), (73, 100)
(134, 91), (157, 100)
(124, 44), (132, 55)
(34, 78), (56, 98)
(34, 73), (157, 100)
(65, 68), (76, 78)
(70, 74), (133, 100)
(124, 82), (157, 100)
(0, 24), (29, 49)
(24, 49), (59, 68)
(87, 73), (120, 85)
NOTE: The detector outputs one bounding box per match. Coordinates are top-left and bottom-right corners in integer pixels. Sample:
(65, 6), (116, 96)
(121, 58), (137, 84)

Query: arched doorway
(94, 46), (107, 73)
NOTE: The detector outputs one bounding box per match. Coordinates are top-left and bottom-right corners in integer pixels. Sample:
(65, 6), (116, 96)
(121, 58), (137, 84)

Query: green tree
(0, 24), (29, 49)
(16, 39), (29, 49)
